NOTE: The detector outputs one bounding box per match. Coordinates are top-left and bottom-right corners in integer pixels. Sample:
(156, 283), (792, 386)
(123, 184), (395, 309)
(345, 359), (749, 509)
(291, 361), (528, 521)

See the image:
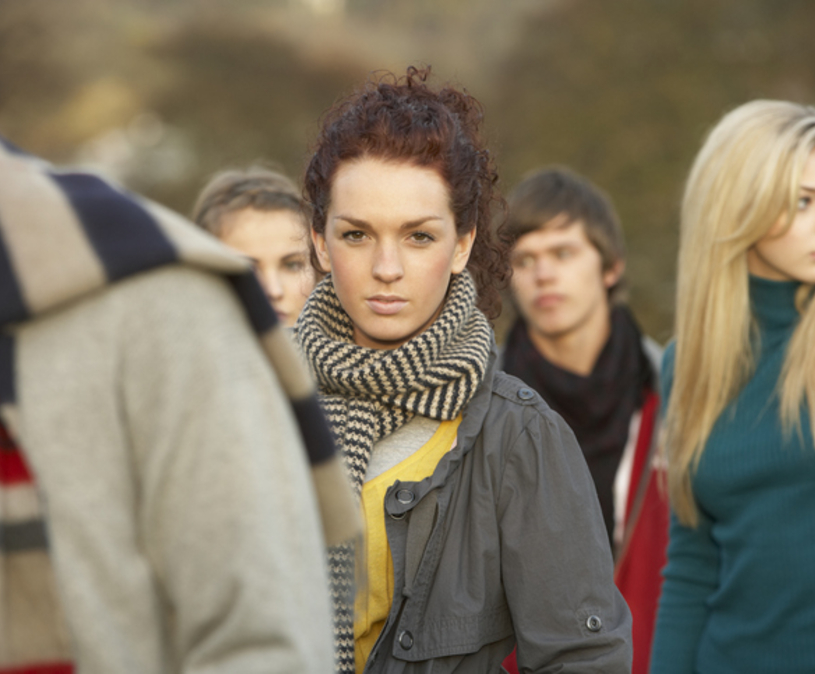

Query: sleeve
(648, 512), (718, 674)
(121, 267), (334, 674)
(648, 340), (720, 674)
(498, 405), (633, 673)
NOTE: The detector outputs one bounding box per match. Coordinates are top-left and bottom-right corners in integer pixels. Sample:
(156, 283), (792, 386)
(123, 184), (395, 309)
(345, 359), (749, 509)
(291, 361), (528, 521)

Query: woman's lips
(366, 296), (408, 315)
(273, 308), (291, 325)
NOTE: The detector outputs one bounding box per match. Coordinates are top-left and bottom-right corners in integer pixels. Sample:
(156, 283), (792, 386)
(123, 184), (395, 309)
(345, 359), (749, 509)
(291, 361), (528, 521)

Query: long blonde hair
(668, 100), (815, 526)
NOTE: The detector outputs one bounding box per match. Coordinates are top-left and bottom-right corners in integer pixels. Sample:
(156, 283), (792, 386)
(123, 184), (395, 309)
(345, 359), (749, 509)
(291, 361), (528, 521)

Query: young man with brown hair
(501, 167), (668, 674)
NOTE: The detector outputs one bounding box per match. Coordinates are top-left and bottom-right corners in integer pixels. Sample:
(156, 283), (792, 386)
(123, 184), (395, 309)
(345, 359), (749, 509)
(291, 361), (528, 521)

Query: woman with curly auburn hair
(295, 66), (632, 674)
(651, 100), (815, 673)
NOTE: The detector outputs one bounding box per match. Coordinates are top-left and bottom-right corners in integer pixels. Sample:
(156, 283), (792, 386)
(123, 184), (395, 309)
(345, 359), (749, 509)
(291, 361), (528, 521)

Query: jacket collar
(457, 340), (502, 453)
(417, 340), (500, 493)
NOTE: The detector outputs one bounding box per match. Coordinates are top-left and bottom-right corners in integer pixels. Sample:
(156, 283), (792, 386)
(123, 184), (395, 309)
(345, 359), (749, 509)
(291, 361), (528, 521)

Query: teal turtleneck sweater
(650, 276), (815, 674)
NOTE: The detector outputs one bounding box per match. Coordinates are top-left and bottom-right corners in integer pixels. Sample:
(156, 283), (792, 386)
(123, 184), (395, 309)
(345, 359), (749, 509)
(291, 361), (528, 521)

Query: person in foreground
(192, 165), (318, 327)
(650, 100), (815, 673)
(0, 137), (358, 673)
(500, 168), (668, 674)
(295, 66), (632, 674)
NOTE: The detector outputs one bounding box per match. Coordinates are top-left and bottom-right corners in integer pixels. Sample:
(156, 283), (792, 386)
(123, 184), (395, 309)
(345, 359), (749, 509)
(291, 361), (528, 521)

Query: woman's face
(312, 158), (475, 350)
(220, 207), (316, 327)
(748, 149), (815, 284)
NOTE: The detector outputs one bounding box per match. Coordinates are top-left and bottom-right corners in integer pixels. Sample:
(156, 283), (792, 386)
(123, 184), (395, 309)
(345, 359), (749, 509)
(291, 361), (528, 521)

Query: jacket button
(518, 387), (535, 400)
(396, 489), (415, 504)
(398, 630), (414, 650)
(586, 615), (602, 632)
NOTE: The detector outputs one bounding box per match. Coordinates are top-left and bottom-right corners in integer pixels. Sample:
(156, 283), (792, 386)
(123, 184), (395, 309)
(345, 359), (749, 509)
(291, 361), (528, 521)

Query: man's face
(510, 218), (622, 342)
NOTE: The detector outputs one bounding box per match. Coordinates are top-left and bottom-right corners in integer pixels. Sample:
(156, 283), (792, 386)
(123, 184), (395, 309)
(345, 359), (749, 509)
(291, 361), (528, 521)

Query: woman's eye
(342, 230), (366, 242)
(554, 247), (574, 260)
(797, 196), (811, 211)
(411, 231), (435, 243)
(284, 260), (306, 272)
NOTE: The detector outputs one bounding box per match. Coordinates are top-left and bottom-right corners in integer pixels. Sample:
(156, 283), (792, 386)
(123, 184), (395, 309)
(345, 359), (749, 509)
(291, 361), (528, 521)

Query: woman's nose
(372, 243), (404, 283)
(259, 268), (284, 300)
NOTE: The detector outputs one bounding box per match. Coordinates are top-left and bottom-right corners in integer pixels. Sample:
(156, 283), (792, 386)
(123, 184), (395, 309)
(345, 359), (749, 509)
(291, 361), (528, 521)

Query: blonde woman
(650, 100), (815, 673)
(193, 166), (318, 327)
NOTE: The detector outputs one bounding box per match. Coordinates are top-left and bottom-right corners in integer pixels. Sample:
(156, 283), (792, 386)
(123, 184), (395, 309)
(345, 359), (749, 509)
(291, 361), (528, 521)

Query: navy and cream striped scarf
(296, 270), (492, 673)
(0, 138), (358, 673)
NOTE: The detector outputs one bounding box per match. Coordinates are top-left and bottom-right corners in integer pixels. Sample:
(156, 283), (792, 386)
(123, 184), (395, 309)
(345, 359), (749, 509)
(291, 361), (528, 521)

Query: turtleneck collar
(749, 274), (801, 337)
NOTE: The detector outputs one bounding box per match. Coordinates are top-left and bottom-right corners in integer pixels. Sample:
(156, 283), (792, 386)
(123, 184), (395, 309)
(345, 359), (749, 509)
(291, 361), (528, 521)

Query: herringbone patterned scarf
(296, 270), (492, 672)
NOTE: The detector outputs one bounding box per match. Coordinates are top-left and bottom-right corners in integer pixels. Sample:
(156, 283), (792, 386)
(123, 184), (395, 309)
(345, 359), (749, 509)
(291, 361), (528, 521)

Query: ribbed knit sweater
(650, 276), (815, 673)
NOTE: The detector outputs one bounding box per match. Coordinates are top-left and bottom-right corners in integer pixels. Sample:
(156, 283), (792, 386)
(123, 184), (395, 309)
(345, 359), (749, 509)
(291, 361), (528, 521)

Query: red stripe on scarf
(0, 422), (33, 485)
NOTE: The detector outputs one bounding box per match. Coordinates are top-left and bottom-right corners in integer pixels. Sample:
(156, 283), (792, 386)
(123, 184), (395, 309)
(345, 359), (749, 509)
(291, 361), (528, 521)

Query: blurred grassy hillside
(2, 0), (814, 341)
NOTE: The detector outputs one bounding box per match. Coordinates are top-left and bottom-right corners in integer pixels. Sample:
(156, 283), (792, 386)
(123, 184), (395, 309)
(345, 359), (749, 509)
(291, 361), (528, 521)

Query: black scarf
(502, 306), (653, 546)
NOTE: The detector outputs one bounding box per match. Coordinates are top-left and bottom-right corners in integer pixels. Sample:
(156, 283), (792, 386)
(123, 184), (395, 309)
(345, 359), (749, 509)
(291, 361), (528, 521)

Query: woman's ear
(451, 227), (477, 274)
(311, 228), (332, 274)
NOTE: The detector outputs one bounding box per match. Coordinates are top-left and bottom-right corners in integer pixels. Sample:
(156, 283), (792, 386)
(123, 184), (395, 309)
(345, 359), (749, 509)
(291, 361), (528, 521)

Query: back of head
(669, 99), (815, 526)
(192, 166), (308, 237)
(505, 166), (626, 301)
(304, 66), (509, 319)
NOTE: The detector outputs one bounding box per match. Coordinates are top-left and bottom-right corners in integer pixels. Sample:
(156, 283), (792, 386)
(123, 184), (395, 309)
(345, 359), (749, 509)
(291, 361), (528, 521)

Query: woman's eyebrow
(400, 216), (444, 230)
(333, 215), (371, 228)
(332, 215), (444, 229)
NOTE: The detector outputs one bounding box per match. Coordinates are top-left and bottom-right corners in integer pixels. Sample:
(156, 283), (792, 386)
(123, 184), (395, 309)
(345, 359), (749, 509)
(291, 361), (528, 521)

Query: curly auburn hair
(304, 66), (509, 320)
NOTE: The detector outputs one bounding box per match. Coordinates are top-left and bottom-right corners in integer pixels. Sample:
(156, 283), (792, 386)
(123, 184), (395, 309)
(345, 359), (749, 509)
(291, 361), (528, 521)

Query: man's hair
(505, 167), (626, 301)
(192, 165), (310, 237)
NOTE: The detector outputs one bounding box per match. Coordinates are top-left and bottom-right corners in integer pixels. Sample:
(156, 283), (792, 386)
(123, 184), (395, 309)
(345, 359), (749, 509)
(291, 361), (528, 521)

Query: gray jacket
(363, 349), (633, 673)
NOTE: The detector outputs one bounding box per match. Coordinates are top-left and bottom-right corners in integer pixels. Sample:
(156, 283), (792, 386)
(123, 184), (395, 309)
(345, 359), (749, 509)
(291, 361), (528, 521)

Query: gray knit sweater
(13, 265), (334, 673)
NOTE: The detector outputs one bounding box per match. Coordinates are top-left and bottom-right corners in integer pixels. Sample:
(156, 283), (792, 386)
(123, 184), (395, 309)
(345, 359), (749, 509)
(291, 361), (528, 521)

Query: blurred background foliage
(2, 0), (814, 342)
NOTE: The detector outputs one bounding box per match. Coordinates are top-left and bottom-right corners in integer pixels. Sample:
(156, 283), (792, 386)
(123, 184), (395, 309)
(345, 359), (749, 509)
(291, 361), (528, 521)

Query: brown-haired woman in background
(295, 66), (632, 674)
(193, 166), (318, 327)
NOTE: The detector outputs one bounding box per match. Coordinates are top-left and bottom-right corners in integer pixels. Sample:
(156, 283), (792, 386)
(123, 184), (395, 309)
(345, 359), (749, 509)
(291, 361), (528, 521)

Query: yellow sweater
(354, 417), (461, 672)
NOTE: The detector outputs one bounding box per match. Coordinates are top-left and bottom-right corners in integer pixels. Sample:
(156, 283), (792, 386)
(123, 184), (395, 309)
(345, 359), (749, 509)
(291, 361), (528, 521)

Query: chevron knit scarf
(0, 138), (358, 673)
(296, 270), (492, 672)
